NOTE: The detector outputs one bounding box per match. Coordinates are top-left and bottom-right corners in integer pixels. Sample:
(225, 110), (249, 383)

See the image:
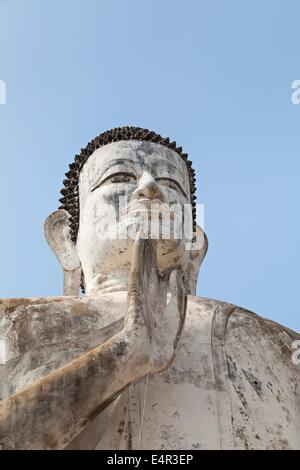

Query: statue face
(77, 140), (191, 290)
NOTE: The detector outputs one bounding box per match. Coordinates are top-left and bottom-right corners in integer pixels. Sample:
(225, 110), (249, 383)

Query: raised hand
(124, 231), (187, 375)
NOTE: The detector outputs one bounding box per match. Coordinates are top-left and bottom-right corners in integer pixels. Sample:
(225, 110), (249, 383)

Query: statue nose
(132, 172), (164, 201)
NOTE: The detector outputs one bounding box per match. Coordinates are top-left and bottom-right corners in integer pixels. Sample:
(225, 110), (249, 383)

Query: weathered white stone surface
(65, 297), (300, 450)
(0, 294), (299, 450)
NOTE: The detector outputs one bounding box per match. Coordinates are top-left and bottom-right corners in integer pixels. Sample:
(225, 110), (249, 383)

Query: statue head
(44, 127), (207, 296)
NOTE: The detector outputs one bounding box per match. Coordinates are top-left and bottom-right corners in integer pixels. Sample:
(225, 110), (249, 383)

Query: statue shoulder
(0, 295), (125, 352)
(185, 295), (300, 403)
(0, 296), (83, 316)
(0, 293), (126, 321)
(184, 296), (300, 449)
(0, 294), (126, 400)
(186, 295), (299, 343)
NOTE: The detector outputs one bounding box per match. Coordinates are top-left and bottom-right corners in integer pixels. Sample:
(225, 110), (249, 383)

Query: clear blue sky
(0, 0), (299, 332)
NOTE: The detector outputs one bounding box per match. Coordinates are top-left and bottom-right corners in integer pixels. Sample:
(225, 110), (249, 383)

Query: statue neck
(85, 271), (130, 295)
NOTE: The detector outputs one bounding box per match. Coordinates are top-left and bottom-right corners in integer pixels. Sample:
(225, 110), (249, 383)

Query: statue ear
(44, 209), (81, 296)
(185, 225), (208, 296)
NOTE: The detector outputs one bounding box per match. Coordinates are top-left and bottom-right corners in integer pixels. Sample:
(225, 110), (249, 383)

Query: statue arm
(0, 235), (186, 450)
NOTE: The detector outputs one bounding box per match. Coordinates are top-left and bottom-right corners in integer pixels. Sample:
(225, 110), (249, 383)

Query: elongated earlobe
(44, 210), (81, 296)
(185, 225), (208, 296)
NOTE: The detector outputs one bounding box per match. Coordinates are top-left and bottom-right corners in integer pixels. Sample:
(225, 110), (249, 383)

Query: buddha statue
(0, 127), (299, 450)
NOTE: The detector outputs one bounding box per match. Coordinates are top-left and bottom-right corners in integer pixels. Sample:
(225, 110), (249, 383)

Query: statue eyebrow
(155, 177), (187, 198)
(90, 158), (136, 187)
(100, 158), (136, 172)
(153, 161), (187, 182)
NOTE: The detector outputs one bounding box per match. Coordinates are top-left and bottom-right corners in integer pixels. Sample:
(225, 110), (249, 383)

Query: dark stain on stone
(117, 420), (125, 434)
(242, 369), (262, 399)
(115, 341), (127, 356)
(227, 355), (237, 382)
(234, 385), (247, 407)
(267, 381), (281, 403)
(235, 426), (249, 450)
(282, 406), (291, 423)
(239, 407), (249, 422)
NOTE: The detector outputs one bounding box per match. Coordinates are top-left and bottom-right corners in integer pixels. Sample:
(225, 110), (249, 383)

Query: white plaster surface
(1, 294), (299, 450)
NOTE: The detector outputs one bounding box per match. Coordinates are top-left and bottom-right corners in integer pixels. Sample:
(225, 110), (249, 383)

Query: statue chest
(95, 300), (221, 450)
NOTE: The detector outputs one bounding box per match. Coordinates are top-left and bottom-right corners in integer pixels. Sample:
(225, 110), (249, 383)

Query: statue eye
(91, 172), (136, 192)
(110, 173), (136, 184)
(156, 177), (187, 198)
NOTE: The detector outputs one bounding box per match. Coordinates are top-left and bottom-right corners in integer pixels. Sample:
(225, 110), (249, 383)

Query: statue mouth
(123, 198), (175, 220)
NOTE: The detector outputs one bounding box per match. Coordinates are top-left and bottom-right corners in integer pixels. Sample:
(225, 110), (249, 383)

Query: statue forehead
(79, 140), (190, 193)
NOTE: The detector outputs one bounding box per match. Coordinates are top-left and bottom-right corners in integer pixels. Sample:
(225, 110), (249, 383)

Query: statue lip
(123, 198), (174, 220)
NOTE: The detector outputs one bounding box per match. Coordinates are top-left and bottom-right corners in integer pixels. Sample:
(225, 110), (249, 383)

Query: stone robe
(0, 294), (299, 450)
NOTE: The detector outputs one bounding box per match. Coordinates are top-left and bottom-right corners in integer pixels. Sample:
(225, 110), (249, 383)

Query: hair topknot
(59, 126), (197, 242)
